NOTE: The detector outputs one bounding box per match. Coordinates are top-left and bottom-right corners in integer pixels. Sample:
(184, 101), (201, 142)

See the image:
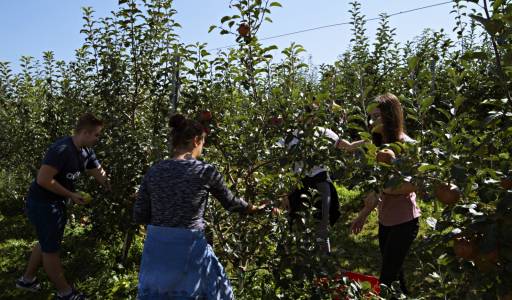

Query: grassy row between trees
(1, 183), (439, 299)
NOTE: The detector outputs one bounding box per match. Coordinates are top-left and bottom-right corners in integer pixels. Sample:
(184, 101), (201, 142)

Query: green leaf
(484, 111), (503, 125)
(436, 254), (451, 266)
(220, 16), (231, 23)
(435, 107), (451, 121)
(493, 0), (504, 11)
(407, 56), (419, 70)
(454, 95), (465, 109)
(208, 25), (217, 33)
(269, 2), (282, 7)
(451, 164), (467, 183)
(348, 114), (366, 123)
(420, 96), (434, 113)
(384, 175), (402, 188)
(366, 102), (378, 113)
(461, 51), (488, 60)
(263, 45), (278, 52)
(118, 0), (129, 4)
(418, 164), (439, 173)
(501, 47), (512, 66)
(470, 14), (503, 35)
(387, 143), (403, 154)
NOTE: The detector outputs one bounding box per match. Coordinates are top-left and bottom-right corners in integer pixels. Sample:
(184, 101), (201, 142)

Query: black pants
(288, 171), (341, 227)
(378, 218), (419, 295)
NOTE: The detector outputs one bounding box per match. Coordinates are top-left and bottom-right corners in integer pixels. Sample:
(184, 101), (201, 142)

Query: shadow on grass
(0, 217), (141, 299)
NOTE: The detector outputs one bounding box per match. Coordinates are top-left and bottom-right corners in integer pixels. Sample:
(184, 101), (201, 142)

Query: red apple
(200, 111), (212, 121)
(237, 23), (250, 37)
(474, 249), (499, 272)
(453, 236), (477, 260)
(434, 183), (460, 205)
(376, 149), (395, 164)
(269, 117), (283, 126)
(500, 177), (512, 189)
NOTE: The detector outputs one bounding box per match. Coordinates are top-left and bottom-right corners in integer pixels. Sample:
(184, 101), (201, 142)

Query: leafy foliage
(1, 0), (511, 299)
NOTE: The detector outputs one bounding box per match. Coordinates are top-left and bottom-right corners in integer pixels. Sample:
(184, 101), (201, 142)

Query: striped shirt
(133, 159), (248, 230)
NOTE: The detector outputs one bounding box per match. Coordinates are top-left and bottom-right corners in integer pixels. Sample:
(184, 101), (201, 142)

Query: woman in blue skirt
(133, 114), (265, 300)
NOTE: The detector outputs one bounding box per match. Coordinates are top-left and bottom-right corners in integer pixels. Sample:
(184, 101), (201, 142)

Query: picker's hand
(70, 192), (86, 205)
(270, 207), (283, 216)
(102, 179), (112, 192)
(350, 214), (368, 235)
(245, 202), (268, 214)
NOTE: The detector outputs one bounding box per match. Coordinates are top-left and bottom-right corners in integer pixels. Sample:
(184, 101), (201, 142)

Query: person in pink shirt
(350, 93), (420, 295)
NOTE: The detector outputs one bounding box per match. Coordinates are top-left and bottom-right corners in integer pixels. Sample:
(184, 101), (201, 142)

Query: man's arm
(86, 165), (111, 191)
(37, 165), (85, 204)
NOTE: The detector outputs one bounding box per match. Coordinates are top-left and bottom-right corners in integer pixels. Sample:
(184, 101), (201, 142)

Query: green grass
(328, 184), (442, 298)
(0, 183), (443, 299)
(0, 210), (142, 299)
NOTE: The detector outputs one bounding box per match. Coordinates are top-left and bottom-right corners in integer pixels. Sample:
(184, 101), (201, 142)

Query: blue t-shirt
(28, 136), (100, 202)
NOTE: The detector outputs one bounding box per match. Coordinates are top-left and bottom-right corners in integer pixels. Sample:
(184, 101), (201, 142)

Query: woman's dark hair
(375, 93), (404, 144)
(169, 114), (205, 149)
(372, 132), (384, 147)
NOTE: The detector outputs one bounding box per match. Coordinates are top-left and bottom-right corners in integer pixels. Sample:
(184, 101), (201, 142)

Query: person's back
(134, 158), (247, 230)
(134, 114), (265, 300)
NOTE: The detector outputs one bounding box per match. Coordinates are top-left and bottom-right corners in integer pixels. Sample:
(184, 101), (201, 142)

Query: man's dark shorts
(26, 196), (67, 253)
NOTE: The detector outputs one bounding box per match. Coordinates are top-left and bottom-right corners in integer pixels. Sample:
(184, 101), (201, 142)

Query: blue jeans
(25, 196), (67, 253)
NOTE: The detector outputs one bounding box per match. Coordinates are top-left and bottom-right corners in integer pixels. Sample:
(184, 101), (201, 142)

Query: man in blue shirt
(16, 113), (110, 300)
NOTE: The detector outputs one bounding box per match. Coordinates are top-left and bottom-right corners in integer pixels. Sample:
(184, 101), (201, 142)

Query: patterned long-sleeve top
(133, 158), (248, 230)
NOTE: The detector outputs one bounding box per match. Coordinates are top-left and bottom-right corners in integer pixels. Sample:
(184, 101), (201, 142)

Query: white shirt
(279, 127), (339, 177)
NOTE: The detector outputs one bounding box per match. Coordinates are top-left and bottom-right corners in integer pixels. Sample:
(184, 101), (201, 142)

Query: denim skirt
(137, 225), (234, 300)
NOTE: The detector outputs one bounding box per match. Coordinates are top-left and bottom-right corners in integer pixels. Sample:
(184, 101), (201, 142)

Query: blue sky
(0, 1), (463, 71)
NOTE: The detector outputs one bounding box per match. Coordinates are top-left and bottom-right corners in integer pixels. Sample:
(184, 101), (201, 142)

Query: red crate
(336, 271), (380, 295)
(314, 271), (380, 300)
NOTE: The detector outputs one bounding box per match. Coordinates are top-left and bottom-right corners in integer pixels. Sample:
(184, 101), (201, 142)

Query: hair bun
(169, 114), (187, 129)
